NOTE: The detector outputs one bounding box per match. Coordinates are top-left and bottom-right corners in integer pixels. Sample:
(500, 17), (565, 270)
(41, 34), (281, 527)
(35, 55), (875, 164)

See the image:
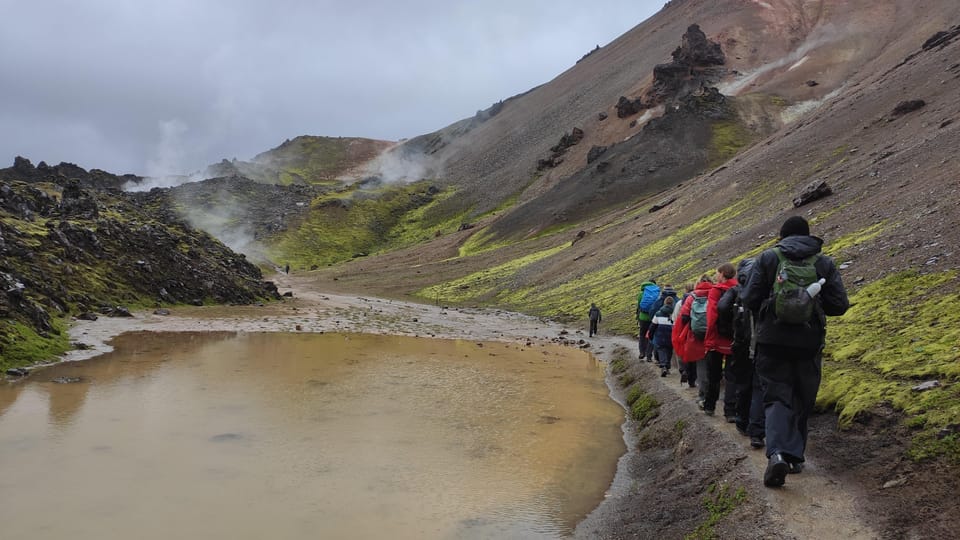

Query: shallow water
(0, 332), (624, 539)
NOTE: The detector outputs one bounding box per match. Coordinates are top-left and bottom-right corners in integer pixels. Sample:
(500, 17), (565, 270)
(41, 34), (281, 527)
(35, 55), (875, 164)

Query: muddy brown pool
(0, 332), (624, 539)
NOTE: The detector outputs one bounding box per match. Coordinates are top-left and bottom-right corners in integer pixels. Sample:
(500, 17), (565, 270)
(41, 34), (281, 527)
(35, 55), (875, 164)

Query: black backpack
(716, 287), (737, 339)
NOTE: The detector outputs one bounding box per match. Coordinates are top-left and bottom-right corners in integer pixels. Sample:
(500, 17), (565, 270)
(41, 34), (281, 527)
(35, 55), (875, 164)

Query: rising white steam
(718, 24), (842, 96)
(176, 192), (268, 262)
(358, 147), (440, 185)
(124, 118), (206, 191)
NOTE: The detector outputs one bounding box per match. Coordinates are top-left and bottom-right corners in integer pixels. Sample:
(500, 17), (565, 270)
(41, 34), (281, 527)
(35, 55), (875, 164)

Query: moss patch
(686, 482), (748, 540)
(819, 270), (960, 460)
(0, 320), (70, 371)
(708, 120), (752, 168)
(628, 387), (659, 426)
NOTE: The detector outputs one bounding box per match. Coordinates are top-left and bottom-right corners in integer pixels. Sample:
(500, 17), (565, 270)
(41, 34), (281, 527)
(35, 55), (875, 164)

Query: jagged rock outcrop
(648, 24), (726, 105)
(612, 24), (726, 119)
(538, 128), (585, 170)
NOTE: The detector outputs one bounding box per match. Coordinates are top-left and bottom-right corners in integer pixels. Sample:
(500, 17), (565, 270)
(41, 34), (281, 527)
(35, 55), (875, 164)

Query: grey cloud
(1, 0), (662, 176)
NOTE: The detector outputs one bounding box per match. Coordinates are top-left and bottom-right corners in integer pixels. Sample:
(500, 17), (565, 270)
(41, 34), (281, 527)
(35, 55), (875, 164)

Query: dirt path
(62, 273), (878, 539)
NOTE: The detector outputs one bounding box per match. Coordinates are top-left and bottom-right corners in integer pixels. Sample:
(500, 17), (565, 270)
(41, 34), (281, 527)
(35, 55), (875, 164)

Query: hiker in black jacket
(717, 258), (764, 447)
(588, 303), (602, 337)
(741, 216), (849, 488)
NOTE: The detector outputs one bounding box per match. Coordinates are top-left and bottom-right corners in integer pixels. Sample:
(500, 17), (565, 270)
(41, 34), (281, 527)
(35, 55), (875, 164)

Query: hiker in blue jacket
(741, 216), (849, 488)
(646, 296), (676, 377)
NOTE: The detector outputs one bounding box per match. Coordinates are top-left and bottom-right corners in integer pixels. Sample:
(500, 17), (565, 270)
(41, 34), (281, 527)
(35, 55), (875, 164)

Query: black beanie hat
(780, 216), (810, 238)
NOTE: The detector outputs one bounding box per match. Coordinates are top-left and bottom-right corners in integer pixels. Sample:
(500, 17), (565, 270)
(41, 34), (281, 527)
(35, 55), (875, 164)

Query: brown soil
(58, 271), (958, 539)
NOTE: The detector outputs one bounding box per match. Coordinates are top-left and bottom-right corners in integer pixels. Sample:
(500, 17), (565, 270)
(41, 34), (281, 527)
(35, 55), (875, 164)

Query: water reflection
(0, 332), (623, 540)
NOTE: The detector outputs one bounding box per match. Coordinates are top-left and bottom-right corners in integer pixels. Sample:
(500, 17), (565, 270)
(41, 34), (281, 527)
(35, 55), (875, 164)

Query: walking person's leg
(703, 350), (723, 414)
(722, 354), (738, 421)
(748, 367), (766, 448)
(756, 343), (809, 486)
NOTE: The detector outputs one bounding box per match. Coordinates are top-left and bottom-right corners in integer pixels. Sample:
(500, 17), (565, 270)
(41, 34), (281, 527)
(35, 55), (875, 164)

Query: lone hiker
(741, 216), (849, 488)
(588, 303), (602, 337)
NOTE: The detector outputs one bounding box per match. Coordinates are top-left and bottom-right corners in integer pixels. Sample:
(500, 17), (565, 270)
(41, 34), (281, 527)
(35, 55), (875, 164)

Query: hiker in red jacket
(702, 262), (738, 417)
(672, 275), (713, 395)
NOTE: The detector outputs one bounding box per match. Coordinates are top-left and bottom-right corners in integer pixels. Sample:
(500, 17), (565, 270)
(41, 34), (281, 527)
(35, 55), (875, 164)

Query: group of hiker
(591, 216), (849, 488)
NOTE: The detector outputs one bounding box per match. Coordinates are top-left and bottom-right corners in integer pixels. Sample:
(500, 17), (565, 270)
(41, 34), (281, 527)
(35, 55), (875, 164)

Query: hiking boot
(680, 372), (688, 384)
(725, 415), (740, 424)
(763, 453), (789, 487)
(788, 462), (804, 474)
(660, 369), (668, 377)
(697, 399), (705, 410)
(736, 424), (749, 437)
(750, 436), (765, 449)
(703, 408), (715, 416)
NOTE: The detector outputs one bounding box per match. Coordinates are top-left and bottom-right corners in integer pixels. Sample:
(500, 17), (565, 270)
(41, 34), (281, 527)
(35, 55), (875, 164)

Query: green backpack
(689, 294), (709, 339)
(772, 248), (820, 324)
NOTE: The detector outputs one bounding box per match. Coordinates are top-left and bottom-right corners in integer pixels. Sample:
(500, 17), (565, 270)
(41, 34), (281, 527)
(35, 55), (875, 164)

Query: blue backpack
(638, 284), (661, 314)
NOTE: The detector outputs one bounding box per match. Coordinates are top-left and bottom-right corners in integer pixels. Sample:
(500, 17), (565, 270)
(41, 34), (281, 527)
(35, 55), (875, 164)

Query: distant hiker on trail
(646, 296), (675, 377)
(588, 303), (602, 337)
(636, 279), (660, 361)
(741, 216), (849, 488)
(673, 275), (713, 399)
(703, 262), (738, 418)
(285, 263), (290, 274)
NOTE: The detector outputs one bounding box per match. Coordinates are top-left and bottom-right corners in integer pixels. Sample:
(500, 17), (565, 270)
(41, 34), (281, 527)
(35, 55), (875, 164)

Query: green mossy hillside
(206, 136), (394, 186)
(269, 181), (467, 270)
(819, 271), (960, 461)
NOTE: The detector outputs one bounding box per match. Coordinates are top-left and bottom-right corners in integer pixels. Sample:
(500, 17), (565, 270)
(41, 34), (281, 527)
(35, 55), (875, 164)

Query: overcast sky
(1, 1), (662, 177)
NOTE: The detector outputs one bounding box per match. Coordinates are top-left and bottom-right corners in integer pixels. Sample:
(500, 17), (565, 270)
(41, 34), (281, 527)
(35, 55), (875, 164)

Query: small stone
(839, 262), (853, 270)
(912, 380), (941, 392)
(882, 477), (908, 489)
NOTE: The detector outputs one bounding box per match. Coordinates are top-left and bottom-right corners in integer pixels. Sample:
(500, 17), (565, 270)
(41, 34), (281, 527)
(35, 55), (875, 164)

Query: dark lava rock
(587, 145), (608, 164)
(793, 180), (833, 207)
(922, 26), (960, 50)
(598, 112), (608, 121)
(538, 128), (585, 170)
(77, 312), (99, 321)
(649, 196), (679, 213)
(616, 96), (647, 118)
(153, 308), (171, 315)
(891, 100), (926, 116)
(6, 367), (29, 377)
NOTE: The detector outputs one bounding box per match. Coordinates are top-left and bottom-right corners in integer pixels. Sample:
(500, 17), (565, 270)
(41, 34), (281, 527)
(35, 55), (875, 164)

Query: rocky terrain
(0, 159), (280, 368)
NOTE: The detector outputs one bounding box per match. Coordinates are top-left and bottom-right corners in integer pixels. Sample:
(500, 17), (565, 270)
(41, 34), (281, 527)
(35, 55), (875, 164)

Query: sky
(1, 1), (663, 177)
